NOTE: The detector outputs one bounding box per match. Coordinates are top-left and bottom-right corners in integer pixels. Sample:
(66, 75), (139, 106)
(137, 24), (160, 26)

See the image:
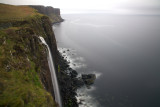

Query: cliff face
(29, 5), (64, 24)
(0, 3), (80, 107)
(0, 4), (58, 107)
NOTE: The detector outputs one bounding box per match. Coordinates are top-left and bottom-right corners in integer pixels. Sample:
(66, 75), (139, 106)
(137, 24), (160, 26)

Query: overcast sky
(1, 0), (160, 14)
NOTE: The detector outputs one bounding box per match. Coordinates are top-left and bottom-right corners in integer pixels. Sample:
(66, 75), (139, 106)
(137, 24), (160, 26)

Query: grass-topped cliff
(0, 3), (58, 107)
(29, 5), (64, 24)
(0, 3), (42, 21)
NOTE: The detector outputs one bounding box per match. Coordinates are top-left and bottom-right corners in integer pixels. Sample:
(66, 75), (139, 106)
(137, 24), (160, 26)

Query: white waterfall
(39, 37), (62, 107)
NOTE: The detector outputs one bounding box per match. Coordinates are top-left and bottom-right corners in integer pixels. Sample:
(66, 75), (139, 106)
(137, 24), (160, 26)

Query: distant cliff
(29, 5), (64, 24)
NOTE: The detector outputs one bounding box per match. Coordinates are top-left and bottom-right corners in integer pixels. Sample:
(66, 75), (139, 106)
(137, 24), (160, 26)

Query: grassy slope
(0, 3), (40, 21)
(0, 4), (56, 107)
(48, 14), (63, 24)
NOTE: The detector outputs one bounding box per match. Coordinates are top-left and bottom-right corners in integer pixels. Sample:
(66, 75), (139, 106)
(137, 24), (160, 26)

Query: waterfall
(39, 37), (62, 107)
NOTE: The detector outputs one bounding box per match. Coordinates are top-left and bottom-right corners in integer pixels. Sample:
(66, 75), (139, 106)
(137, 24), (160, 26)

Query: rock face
(0, 4), (59, 107)
(56, 52), (97, 106)
(82, 74), (96, 85)
(57, 53), (79, 107)
(29, 5), (64, 24)
(0, 3), (96, 107)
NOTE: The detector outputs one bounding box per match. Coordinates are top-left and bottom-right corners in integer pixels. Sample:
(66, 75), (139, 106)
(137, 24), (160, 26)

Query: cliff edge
(0, 3), (58, 107)
(0, 3), (80, 107)
(29, 5), (64, 24)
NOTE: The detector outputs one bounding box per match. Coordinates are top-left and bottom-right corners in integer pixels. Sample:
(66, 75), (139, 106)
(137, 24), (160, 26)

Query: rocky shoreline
(57, 51), (79, 107)
(57, 50), (96, 107)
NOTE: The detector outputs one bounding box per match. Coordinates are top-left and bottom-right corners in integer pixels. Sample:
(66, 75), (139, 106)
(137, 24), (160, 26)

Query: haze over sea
(54, 13), (160, 107)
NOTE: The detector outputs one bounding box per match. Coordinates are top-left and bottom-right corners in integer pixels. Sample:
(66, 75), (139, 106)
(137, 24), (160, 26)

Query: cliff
(0, 3), (80, 107)
(0, 3), (58, 106)
(29, 5), (64, 24)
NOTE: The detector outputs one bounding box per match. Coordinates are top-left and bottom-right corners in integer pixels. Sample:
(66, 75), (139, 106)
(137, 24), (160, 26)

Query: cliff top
(29, 5), (63, 24)
(0, 3), (42, 22)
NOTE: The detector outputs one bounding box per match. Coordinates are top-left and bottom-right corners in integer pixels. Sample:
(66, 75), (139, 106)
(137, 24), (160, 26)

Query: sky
(1, 0), (160, 14)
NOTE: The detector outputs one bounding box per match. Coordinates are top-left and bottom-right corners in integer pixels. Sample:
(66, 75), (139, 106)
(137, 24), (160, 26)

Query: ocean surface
(53, 13), (160, 107)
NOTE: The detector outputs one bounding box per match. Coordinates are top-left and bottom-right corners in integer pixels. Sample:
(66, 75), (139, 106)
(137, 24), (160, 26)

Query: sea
(53, 13), (160, 107)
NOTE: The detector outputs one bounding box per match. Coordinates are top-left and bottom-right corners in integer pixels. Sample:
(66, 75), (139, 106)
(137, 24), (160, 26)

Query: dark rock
(57, 52), (80, 107)
(70, 70), (78, 78)
(86, 85), (91, 89)
(68, 67), (72, 70)
(82, 74), (96, 85)
(75, 78), (84, 87)
(82, 74), (96, 79)
(78, 99), (85, 104)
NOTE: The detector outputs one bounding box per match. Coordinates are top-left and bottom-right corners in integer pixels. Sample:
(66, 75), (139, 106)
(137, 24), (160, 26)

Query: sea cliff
(0, 3), (80, 107)
(29, 5), (64, 24)
(0, 3), (59, 106)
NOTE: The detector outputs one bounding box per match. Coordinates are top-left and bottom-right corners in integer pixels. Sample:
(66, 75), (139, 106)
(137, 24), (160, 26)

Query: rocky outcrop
(82, 74), (96, 85)
(29, 5), (64, 24)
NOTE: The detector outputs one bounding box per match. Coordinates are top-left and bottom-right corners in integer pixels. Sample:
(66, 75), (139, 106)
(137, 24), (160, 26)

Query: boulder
(82, 74), (96, 85)
(70, 70), (78, 78)
(73, 78), (84, 87)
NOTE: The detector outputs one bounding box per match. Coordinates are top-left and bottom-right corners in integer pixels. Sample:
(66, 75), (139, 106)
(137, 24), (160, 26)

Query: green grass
(0, 28), (56, 107)
(48, 14), (62, 23)
(0, 3), (57, 106)
(0, 3), (42, 22)
(0, 70), (54, 107)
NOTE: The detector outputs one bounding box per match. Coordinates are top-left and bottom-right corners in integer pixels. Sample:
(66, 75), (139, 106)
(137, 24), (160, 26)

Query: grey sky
(1, 0), (160, 14)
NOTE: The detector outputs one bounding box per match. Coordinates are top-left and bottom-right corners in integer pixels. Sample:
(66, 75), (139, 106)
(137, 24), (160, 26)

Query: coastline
(0, 3), (96, 107)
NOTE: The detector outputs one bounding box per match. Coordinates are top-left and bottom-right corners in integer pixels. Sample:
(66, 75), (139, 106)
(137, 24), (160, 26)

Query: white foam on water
(58, 47), (101, 107)
(58, 47), (87, 70)
(79, 71), (102, 79)
(92, 71), (102, 79)
(76, 86), (100, 107)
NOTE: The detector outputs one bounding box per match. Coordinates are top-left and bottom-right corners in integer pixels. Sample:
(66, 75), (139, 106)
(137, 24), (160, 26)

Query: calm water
(53, 13), (160, 107)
